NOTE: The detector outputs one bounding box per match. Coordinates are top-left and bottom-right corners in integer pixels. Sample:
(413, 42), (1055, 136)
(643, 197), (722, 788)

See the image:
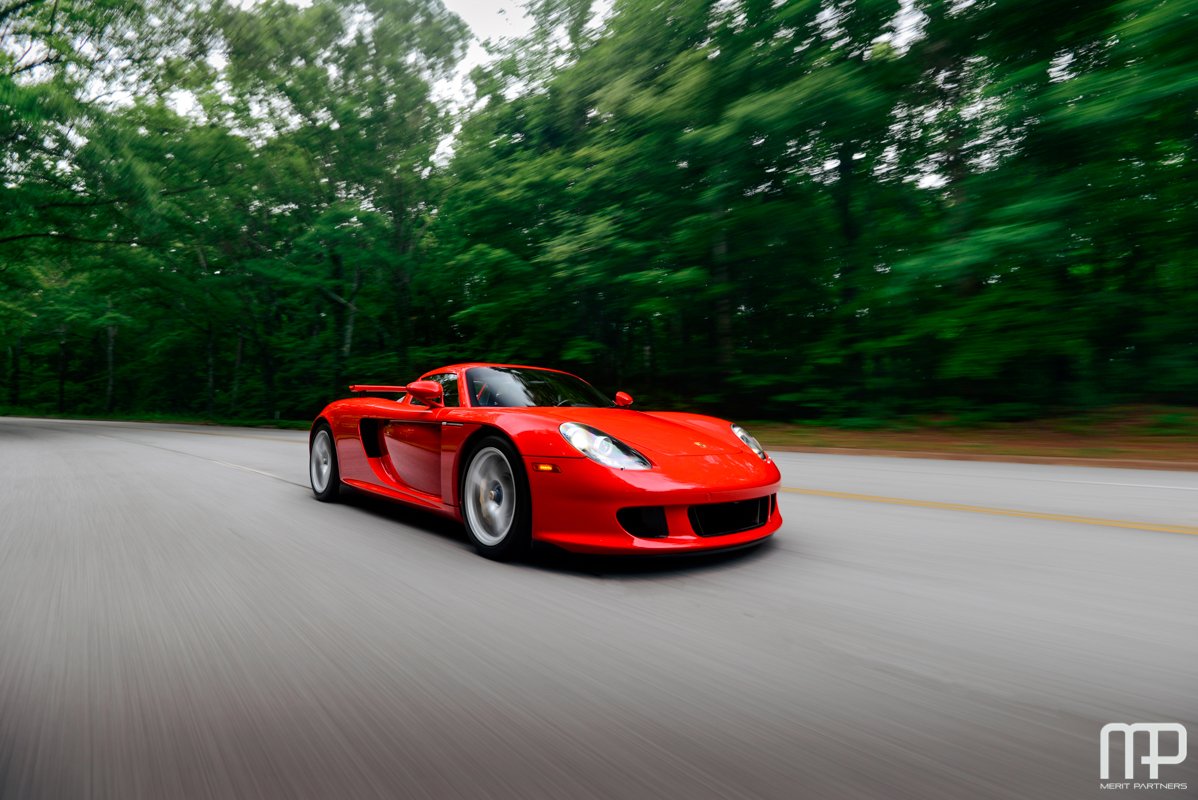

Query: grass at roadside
(750, 406), (1198, 464)
(4, 405), (1196, 465)
(0, 409), (312, 430)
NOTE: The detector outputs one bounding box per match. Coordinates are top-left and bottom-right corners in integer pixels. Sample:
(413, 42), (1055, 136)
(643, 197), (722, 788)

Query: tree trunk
(340, 263), (361, 381)
(329, 251), (346, 392)
(231, 329), (243, 410)
(8, 336), (21, 406)
(834, 139), (865, 387)
(326, 252), (361, 393)
(260, 330), (277, 418)
(393, 269), (411, 376)
(710, 210), (734, 372)
(391, 209), (414, 378)
(206, 323), (216, 418)
(644, 319), (656, 394)
(57, 330), (67, 413)
(251, 290), (279, 419)
(105, 318), (117, 413)
(835, 139), (861, 307)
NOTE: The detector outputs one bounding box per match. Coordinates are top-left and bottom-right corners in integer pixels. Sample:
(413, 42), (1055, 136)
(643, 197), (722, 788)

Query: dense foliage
(2, 0), (1195, 421)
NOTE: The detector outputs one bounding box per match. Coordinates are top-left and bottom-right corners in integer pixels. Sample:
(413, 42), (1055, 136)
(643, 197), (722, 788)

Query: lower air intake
(616, 506), (669, 538)
(688, 496), (772, 537)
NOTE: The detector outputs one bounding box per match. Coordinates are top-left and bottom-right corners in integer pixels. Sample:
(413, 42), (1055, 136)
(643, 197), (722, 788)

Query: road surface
(0, 417), (1195, 799)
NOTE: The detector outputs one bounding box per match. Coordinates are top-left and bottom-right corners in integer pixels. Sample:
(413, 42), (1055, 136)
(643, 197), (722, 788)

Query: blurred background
(1, 0), (1195, 435)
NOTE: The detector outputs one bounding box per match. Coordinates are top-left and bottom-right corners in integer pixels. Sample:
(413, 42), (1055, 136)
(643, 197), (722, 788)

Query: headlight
(732, 423), (767, 460)
(559, 422), (651, 470)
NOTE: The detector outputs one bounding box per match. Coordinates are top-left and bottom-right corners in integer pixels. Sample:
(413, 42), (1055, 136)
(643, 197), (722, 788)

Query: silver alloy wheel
(311, 429), (333, 494)
(463, 446), (517, 546)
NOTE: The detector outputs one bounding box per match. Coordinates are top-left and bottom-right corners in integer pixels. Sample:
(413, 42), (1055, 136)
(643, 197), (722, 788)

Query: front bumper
(525, 452), (782, 554)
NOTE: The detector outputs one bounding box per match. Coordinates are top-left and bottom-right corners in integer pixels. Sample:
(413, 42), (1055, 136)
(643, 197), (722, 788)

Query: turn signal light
(532, 463), (559, 473)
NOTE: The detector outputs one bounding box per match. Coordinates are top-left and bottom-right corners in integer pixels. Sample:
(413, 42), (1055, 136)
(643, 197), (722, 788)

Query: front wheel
(461, 436), (531, 560)
(309, 424), (341, 502)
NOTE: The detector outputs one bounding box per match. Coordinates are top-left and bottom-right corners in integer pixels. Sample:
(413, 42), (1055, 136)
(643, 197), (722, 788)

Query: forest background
(2, 0), (1195, 442)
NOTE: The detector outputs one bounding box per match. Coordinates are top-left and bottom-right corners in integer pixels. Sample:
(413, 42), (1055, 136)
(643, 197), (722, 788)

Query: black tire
(460, 435), (531, 560)
(309, 423), (341, 502)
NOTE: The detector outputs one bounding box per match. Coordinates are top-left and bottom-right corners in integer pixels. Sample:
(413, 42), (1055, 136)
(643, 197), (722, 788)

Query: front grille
(688, 496), (773, 537)
(617, 506), (669, 538)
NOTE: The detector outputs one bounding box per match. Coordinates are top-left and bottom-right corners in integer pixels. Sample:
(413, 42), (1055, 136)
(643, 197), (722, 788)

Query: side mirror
(614, 391), (634, 407)
(406, 380), (444, 407)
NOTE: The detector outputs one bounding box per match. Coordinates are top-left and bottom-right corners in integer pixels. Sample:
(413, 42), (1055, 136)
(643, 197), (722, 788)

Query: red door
(381, 409), (443, 498)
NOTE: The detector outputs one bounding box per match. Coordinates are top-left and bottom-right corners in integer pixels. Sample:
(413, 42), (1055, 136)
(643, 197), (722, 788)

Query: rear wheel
(309, 424), (341, 502)
(461, 436), (531, 560)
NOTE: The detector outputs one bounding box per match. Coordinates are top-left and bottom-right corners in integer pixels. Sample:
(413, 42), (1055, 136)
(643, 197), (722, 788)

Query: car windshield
(465, 367), (613, 408)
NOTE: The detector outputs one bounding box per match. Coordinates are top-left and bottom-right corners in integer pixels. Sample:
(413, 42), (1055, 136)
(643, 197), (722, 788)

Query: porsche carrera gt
(309, 364), (781, 559)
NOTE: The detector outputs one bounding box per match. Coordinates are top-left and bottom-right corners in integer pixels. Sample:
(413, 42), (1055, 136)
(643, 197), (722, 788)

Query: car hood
(528, 408), (737, 457)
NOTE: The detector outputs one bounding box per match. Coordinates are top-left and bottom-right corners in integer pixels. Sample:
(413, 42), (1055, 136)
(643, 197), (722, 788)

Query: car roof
(422, 363), (581, 378)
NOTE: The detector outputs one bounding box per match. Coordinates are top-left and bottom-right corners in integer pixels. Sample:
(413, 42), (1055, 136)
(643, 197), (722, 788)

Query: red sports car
(308, 363), (782, 559)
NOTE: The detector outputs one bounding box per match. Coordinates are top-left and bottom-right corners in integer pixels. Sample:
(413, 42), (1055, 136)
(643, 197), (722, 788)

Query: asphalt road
(0, 417), (1195, 800)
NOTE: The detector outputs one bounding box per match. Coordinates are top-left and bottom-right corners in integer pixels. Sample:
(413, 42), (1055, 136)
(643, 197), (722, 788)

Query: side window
(438, 374), (460, 407)
(410, 373), (459, 407)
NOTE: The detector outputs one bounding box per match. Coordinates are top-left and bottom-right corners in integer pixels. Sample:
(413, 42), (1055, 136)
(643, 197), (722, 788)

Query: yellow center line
(781, 487), (1198, 537)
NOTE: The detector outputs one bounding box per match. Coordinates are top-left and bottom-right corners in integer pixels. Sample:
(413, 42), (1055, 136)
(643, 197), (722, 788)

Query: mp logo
(1100, 723), (1188, 780)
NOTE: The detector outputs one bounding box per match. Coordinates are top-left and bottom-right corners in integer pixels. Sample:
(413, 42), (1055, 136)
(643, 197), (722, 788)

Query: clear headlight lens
(732, 423), (767, 460)
(559, 422), (651, 470)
